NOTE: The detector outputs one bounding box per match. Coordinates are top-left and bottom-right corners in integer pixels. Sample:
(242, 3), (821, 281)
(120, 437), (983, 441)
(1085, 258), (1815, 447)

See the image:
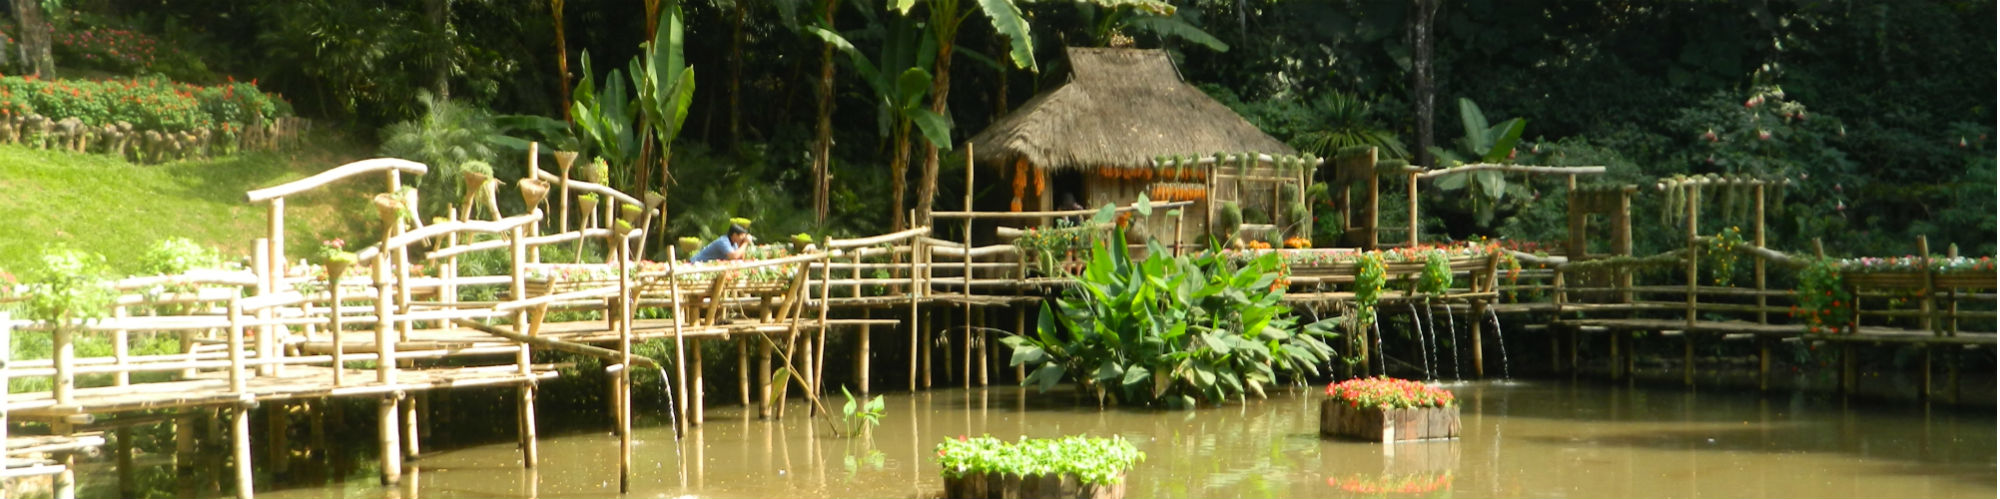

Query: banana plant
(807, 6), (946, 232)
(1429, 98), (1527, 221)
(1074, 0), (1227, 52)
(629, 3), (697, 198)
(568, 51), (639, 189)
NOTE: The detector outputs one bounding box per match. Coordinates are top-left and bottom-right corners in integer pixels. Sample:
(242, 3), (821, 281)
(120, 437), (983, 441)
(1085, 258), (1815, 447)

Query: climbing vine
(1416, 250), (1453, 296)
(1704, 226), (1745, 286)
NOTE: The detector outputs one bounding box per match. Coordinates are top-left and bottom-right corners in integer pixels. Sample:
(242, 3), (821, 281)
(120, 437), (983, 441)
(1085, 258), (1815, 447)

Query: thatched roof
(969, 47), (1295, 172)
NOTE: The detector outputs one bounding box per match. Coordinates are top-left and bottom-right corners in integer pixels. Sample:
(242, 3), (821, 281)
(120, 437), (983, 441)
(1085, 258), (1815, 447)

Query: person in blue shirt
(689, 224), (753, 263)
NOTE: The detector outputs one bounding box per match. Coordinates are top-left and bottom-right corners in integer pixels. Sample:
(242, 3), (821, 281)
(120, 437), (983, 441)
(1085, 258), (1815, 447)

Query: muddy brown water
(121, 381), (1998, 498)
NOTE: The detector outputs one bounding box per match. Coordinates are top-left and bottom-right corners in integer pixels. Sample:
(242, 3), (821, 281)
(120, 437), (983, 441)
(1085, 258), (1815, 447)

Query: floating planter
(937, 435), (1142, 499)
(1321, 376), (1460, 443)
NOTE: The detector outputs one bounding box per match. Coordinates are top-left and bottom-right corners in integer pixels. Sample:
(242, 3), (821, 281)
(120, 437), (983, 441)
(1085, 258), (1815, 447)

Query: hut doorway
(1052, 169), (1086, 216)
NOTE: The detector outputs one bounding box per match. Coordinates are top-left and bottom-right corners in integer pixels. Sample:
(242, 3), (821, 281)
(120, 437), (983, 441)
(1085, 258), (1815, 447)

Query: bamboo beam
(929, 201), (1196, 220)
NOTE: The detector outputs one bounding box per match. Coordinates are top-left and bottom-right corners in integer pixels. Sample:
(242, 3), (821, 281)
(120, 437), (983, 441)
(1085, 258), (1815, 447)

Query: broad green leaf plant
(1002, 204), (1340, 408)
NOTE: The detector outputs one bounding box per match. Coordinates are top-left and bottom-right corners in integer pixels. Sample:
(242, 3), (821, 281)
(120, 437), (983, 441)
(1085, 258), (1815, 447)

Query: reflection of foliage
(1325, 472), (1453, 495)
(935, 435), (1143, 486)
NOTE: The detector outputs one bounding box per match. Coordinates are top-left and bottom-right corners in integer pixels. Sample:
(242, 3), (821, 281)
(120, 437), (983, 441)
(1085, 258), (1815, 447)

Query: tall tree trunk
(914, 42), (954, 231)
(891, 122), (911, 233)
(554, 0), (571, 122)
(813, 0), (839, 226)
(727, 0), (745, 149)
(429, 0), (452, 100)
(13, 0), (53, 78)
(1408, 0), (1439, 168)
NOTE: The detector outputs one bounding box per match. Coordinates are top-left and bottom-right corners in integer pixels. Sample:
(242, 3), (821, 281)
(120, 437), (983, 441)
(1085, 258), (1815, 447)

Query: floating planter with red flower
(1320, 376), (1460, 443)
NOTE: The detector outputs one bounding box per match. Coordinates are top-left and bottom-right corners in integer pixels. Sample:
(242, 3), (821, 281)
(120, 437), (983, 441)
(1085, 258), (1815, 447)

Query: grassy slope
(0, 140), (376, 275)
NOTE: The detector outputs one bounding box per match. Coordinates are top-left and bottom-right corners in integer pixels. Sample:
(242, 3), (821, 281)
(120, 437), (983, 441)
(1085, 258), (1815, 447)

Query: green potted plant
(317, 238), (358, 283)
(678, 237), (704, 257)
(936, 435), (1142, 499)
(1321, 376), (1460, 443)
(791, 233), (816, 253)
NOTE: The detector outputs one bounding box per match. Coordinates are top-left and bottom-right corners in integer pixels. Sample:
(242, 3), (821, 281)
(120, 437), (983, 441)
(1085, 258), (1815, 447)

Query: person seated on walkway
(690, 224), (754, 263)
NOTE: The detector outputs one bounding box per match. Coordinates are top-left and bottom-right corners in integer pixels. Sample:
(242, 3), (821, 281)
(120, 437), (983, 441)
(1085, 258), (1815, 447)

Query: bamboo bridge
(0, 151), (1989, 499)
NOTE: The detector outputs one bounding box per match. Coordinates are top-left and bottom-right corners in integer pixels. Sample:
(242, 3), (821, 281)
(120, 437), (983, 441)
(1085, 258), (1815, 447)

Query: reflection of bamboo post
(963, 145), (975, 390)
(403, 396), (420, 461)
(692, 338), (705, 425)
(976, 307), (988, 386)
(117, 426), (134, 499)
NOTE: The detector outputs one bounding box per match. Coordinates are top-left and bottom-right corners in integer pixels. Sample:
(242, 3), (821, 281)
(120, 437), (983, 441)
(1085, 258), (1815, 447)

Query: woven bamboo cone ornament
(519, 178), (551, 211)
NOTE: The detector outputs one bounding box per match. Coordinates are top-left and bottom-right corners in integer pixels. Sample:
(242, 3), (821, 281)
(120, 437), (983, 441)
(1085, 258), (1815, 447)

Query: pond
(120, 380), (1998, 498)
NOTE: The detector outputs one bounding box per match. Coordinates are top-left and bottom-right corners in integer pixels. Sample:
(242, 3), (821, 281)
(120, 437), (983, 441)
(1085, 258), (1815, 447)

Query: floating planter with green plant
(936, 435), (1142, 499)
(1320, 376), (1460, 443)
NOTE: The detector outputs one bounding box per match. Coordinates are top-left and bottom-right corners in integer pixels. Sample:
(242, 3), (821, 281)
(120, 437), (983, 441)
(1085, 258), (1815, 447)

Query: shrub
(53, 25), (161, 73)
(0, 75), (290, 132)
(1002, 206), (1340, 408)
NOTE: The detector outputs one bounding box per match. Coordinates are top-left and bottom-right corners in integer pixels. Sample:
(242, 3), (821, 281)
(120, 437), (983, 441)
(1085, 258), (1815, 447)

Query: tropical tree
(810, 5), (947, 233)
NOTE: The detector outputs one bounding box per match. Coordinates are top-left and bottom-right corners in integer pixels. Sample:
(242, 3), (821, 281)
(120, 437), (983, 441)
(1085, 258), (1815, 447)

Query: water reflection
(105, 380), (1995, 499)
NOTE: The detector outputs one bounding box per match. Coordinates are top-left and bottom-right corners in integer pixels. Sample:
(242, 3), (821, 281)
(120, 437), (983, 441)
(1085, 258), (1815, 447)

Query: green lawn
(0, 140), (376, 275)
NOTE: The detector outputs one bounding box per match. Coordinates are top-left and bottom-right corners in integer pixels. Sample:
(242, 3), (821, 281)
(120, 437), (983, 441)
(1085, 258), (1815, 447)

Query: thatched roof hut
(969, 47), (1298, 246)
(969, 47), (1295, 172)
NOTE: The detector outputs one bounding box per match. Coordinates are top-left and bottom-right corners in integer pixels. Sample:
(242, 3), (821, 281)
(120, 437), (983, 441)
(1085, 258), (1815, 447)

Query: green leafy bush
(935, 435), (1143, 486)
(1002, 207), (1339, 407)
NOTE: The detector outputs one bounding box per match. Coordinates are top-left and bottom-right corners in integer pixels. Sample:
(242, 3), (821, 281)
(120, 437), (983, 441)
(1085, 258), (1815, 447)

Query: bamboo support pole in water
(859, 308), (873, 394)
(976, 307), (989, 387)
(379, 394), (402, 485)
(692, 338), (705, 425)
(403, 395), (420, 461)
(511, 225), (538, 467)
(910, 232), (922, 392)
(815, 258), (831, 403)
(616, 240), (634, 492)
(737, 338), (751, 407)
(963, 149), (975, 390)
(232, 405), (253, 499)
(1408, 171), (1419, 247)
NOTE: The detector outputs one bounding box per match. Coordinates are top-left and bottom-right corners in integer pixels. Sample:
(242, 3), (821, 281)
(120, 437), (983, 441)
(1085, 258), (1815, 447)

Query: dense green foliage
(935, 435), (1143, 485)
(1002, 206), (1338, 408)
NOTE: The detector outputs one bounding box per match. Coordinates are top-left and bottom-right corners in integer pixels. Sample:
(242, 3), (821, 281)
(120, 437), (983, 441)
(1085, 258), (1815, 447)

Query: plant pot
(372, 192), (403, 229)
(678, 238), (703, 256)
(519, 178), (551, 210)
(325, 260), (352, 282)
(1320, 399), (1460, 443)
(943, 471), (1125, 499)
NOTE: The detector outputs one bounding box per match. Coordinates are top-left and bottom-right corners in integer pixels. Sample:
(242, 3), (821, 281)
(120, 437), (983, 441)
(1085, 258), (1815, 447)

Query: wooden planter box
(1320, 399), (1460, 443)
(943, 471), (1126, 499)
(1934, 272), (1996, 290)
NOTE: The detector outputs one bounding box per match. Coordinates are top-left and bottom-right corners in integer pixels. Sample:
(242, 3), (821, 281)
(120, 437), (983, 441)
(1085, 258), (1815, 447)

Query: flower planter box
(1933, 272), (1996, 290)
(944, 471), (1126, 499)
(1320, 399), (1460, 443)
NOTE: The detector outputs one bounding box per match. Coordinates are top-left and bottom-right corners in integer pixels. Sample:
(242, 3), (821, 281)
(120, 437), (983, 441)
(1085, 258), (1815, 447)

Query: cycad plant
(1294, 91), (1409, 160)
(380, 89), (506, 217)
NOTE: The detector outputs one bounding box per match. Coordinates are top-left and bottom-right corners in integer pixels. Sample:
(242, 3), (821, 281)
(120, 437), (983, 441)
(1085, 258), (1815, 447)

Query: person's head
(727, 224), (751, 246)
(1059, 192), (1081, 209)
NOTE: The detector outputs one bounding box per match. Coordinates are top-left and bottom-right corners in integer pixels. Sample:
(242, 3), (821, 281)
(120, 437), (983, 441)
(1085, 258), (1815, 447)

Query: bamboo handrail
(826, 227), (930, 249)
(245, 158), (429, 203)
(1413, 163), (1607, 179)
(531, 170), (643, 208)
(930, 201), (1195, 220)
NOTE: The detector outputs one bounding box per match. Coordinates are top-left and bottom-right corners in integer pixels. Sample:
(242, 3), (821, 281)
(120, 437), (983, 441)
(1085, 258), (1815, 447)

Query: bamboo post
(403, 396), (420, 461)
(269, 195), (285, 301)
(1759, 338), (1771, 392)
(378, 394), (402, 485)
(232, 404), (254, 499)
(1947, 244), (1960, 336)
(1754, 185), (1767, 324)
(1365, 159), (1379, 249)
(1686, 185), (1699, 328)
(815, 254), (832, 403)
(1013, 306), (1027, 381)
(1917, 236), (1934, 333)
(118, 426), (135, 499)
(859, 309), (873, 394)
(692, 338), (705, 425)
(1617, 187), (1634, 304)
(1, 312), (8, 489)
(617, 239), (634, 491)
(909, 236), (921, 392)
(227, 300), (245, 393)
(1407, 171), (1419, 247)
(963, 147), (975, 390)
(330, 272), (345, 386)
(253, 241), (275, 377)
(511, 225), (538, 467)
(112, 306), (129, 386)
(737, 338), (751, 407)
(758, 327), (774, 418)
(374, 247), (396, 384)
(270, 402), (290, 473)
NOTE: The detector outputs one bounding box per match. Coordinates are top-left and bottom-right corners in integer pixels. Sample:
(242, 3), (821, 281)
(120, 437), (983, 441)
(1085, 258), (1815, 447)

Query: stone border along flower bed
(936, 435), (1144, 499)
(0, 75), (296, 162)
(1321, 376), (1461, 443)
